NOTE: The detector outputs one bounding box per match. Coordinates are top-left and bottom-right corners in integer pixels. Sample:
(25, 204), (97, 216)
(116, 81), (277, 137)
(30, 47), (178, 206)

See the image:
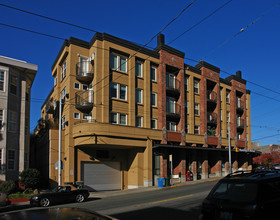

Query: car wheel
(40, 198), (50, 207)
(75, 194), (85, 203)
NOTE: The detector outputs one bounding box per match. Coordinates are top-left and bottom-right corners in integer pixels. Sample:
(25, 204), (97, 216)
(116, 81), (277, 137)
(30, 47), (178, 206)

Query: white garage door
(82, 161), (121, 191)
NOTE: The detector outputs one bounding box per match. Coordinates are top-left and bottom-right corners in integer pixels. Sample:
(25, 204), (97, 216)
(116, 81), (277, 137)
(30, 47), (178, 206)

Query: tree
(19, 168), (40, 189)
(253, 151), (280, 168)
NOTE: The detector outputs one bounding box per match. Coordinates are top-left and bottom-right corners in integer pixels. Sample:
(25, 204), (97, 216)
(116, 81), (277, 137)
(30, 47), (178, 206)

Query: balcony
(166, 78), (180, 96)
(207, 112), (217, 127)
(237, 118), (245, 132)
(76, 61), (94, 85)
(75, 90), (94, 114)
(45, 102), (54, 114)
(236, 99), (244, 115)
(207, 90), (217, 111)
(166, 103), (181, 119)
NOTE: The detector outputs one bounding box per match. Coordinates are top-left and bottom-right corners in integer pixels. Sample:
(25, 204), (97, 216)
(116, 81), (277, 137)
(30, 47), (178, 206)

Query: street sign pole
(58, 97), (62, 185)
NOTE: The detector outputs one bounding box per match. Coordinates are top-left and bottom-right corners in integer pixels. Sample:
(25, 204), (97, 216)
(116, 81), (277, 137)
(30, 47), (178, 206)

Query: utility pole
(228, 117), (232, 174)
(58, 97), (62, 185)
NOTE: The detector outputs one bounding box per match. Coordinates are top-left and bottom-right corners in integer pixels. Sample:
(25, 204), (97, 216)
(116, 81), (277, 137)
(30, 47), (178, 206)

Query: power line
(203, 1), (280, 58)
(252, 133), (280, 141)
(168, 0), (232, 44)
(0, 3), (99, 33)
(0, 22), (65, 40)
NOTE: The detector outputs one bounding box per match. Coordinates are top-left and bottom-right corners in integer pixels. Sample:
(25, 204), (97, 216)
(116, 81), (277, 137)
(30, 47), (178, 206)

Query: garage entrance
(81, 161), (121, 191)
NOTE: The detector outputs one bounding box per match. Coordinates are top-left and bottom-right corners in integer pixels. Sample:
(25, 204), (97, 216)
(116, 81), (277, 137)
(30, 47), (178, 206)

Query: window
(110, 83), (127, 101)
(184, 77), (188, 91)
(83, 84), (88, 90)
(10, 75), (17, 95)
(186, 124), (189, 134)
(226, 90), (230, 103)
(8, 111), (16, 132)
(185, 101), (188, 114)
(110, 53), (127, 72)
(119, 114), (127, 125)
(0, 109), (3, 131)
(83, 112), (91, 120)
(74, 83), (80, 89)
(0, 70), (5, 91)
(167, 121), (176, 131)
(136, 89), (143, 104)
(61, 87), (66, 100)
(151, 92), (157, 107)
(136, 116), (143, 127)
(166, 73), (175, 89)
(194, 80), (199, 94)
(61, 60), (67, 80)
(74, 112), (80, 119)
(119, 84), (127, 100)
(7, 150), (15, 170)
(54, 77), (57, 87)
(151, 119), (157, 129)
(194, 125), (200, 135)
(110, 83), (118, 98)
(110, 112), (118, 124)
(151, 66), (157, 81)
(194, 103), (199, 115)
(166, 97), (175, 114)
(135, 61), (143, 77)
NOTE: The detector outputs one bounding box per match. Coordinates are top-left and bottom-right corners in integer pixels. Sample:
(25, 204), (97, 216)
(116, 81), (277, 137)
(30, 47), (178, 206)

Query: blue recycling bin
(157, 177), (165, 188)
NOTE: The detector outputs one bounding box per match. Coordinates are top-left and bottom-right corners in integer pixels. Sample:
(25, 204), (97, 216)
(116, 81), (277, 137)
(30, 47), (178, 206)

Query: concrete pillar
(143, 139), (153, 187)
(160, 153), (168, 178)
(201, 152), (209, 179)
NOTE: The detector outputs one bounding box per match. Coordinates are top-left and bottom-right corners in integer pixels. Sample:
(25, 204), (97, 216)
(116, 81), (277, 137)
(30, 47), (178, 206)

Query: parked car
(0, 192), (11, 207)
(30, 185), (89, 207)
(201, 170), (280, 220)
(0, 207), (116, 220)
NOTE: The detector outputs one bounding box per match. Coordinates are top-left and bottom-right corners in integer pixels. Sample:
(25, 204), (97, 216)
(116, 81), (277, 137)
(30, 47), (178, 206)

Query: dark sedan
(30, 185), (89, 207)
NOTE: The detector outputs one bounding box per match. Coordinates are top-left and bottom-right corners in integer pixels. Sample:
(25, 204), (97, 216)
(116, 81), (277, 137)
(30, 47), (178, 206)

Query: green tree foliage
(0, 180), (16, 194)
(19, 168), (40, 189)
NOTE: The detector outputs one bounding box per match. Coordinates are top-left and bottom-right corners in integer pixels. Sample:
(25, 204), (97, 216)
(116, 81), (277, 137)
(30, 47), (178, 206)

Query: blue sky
(1, 0), (280, 145)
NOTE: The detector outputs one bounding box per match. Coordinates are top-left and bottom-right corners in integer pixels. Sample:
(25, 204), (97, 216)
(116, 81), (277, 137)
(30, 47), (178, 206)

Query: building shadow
(111, 205), (202, 220)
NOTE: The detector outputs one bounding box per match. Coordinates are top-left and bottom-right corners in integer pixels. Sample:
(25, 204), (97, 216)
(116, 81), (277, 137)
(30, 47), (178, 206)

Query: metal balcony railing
(237, 118), (245, 132)
(75, 90), (94, 114)
(46, 101), (54, 114)
(166, 103), (181, 118)
(207, 112), (217, 126)
(236, 99), (244, 114)
(166, 78), (180, 94)
(76, 61), (94, 84)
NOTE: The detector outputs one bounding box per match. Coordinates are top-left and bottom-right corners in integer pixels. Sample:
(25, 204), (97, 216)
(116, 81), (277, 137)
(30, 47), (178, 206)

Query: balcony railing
(45, 101), (54, 114)
(207, 112), (217, 126)
(166, 103), (181, 119)
(236, 99), (244, 114)
(75, 90), (94, 114)
(166, 78), (180, 95)
(76, 60), (94, 85)
(237, 118), (245, 132)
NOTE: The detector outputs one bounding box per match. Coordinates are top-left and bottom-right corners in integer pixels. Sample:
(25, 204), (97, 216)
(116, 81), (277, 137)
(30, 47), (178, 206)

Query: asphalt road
(59, 180), (218, 220)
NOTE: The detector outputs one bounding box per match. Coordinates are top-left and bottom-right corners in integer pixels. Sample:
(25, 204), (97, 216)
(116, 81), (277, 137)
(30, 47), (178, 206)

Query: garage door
(82, 161), (121, 191)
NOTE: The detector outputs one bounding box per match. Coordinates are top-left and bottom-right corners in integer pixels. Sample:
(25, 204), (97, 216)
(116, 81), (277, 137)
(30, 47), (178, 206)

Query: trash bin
(157, 177), (165, 188)
(165, 177), (170, 187)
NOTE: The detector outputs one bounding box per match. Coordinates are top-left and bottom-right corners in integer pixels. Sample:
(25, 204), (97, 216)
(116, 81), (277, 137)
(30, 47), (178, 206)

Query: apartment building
(34, 32), (254, 190)
(0, 56), (37, 181)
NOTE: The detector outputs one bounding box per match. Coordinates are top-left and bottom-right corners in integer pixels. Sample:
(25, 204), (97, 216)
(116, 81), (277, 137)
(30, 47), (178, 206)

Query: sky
(0, 0), (280, 146)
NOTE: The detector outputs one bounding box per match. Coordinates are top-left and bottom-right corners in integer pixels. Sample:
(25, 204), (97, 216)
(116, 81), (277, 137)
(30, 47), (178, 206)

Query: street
(56, 180), (218, 220)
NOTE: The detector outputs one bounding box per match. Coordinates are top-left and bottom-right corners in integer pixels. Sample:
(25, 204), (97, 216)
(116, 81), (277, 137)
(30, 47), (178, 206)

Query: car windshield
(209, 182), (258, 203)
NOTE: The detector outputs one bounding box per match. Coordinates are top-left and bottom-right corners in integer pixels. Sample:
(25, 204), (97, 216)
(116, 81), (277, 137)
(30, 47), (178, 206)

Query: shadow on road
(111, 205), (202, 220)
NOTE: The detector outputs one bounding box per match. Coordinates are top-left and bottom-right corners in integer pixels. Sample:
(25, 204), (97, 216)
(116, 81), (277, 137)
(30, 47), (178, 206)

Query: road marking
(148, 194), (193, 205)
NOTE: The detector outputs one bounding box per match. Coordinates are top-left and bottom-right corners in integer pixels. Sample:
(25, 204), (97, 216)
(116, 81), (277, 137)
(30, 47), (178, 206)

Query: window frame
(194, 80), (199, 94)
(0, 109), (4, 131)
(119, 84), (127, 101)
(110, 112), (118, 124)
(194, 125), (200, 135)
(136, 116), (143, 127)
(119, 113), (127, 125)
(8, 110), (17, 132)
(167, 121), (176, 132)
(0, 70), (5, 92)
(194, 103), (200, 116)
(110, 53), (127, 73)
(151, 66), (157, 81)
(135, 61), (143, 77)
(10, 74), (17, 96)
(74, 112), (80, 119)
(151, 118), (157, 129)
(151, 92), (157, 107)
(136, 88), (143, 104)
(61, 60), (67, 81)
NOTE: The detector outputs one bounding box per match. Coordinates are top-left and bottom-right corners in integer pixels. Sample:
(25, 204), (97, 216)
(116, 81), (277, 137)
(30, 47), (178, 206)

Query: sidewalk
(0, 177), (221, 213)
